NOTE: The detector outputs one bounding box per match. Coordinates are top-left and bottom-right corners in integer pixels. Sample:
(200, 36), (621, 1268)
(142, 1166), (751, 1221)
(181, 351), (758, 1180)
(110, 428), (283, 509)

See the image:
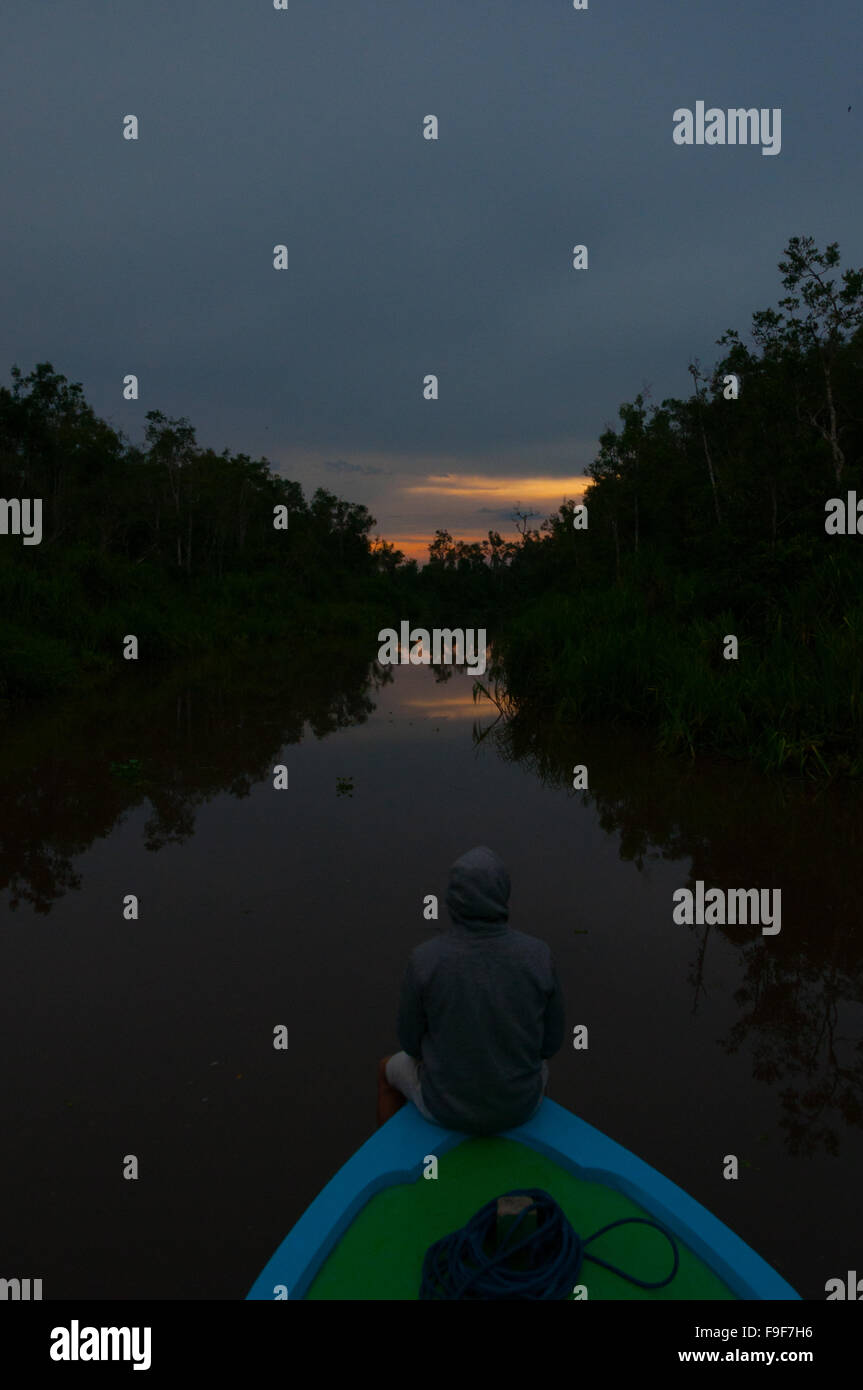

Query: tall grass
(494, 577), (863, 779)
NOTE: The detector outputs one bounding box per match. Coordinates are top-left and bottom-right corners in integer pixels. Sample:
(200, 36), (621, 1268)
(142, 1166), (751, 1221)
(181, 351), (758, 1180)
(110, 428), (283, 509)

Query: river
(1, 645), (860, 1299)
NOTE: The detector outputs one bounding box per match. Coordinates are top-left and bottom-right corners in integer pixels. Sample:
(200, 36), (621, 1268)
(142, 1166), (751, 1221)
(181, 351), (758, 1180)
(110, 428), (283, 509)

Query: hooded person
(382, 846), (566, 1135)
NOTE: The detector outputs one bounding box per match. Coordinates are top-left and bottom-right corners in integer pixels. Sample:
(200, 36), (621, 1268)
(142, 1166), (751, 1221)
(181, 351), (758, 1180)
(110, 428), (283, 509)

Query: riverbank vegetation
(413, 237), (863, 777)
(0, 369), (399, 699)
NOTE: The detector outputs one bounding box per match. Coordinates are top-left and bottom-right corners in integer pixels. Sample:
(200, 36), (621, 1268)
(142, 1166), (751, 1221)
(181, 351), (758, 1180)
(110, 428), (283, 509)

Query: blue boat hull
(246, 1100), (799, 1300)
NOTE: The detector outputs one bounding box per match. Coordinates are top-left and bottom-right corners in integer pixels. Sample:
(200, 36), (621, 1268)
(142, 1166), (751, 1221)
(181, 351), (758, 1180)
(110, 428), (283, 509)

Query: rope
(419, 1187), (680, 1300)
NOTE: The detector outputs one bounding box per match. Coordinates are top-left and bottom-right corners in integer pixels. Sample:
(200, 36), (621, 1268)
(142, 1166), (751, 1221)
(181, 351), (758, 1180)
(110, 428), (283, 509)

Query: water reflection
(472, 679), (863, 1160)
(2, 651), (860, 1170)
(0, 646), (388, 914)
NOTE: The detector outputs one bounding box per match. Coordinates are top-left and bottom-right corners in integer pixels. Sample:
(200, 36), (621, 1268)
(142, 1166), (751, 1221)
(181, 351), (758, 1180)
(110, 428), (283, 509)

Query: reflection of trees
(0, 644), (382, 912)
(3, 840), (82, 915)
(720, 950), (863, 1158)
(687, 921), (714, 1016)
(474, 678), (863, 1159)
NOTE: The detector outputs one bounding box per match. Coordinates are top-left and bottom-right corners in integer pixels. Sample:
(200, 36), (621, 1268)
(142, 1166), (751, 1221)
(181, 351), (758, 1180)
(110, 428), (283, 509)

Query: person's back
(395, 845), (566, 1134)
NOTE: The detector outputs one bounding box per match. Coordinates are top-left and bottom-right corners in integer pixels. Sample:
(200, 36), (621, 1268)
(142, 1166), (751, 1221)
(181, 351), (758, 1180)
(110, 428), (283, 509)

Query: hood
(445, 845), (510, 932)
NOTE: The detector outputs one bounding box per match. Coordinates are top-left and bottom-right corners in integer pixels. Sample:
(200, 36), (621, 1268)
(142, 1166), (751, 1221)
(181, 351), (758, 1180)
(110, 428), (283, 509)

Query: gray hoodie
(396, 845), (566, 1135)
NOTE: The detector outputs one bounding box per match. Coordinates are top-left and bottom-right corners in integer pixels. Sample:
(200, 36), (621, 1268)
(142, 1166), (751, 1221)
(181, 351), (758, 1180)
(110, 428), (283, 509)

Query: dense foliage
(0, 371), (400, 696)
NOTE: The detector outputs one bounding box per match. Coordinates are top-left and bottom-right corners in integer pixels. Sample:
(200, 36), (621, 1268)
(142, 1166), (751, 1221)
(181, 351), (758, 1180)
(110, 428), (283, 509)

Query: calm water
(1, 647), (861, 1299)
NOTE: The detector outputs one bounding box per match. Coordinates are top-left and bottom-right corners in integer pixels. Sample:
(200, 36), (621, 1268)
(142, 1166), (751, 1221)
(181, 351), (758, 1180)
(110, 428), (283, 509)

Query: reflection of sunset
(401, 690), (498, 719)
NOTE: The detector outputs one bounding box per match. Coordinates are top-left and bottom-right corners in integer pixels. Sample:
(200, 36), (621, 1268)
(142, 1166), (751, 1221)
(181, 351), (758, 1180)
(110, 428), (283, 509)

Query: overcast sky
(2, 1), (860, 558)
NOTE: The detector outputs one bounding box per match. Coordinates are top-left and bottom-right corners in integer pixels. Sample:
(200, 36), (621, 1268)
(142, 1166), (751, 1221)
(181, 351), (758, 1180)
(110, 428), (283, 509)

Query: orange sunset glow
(403, 474), (589, 501)
(385, 472), (589, 562)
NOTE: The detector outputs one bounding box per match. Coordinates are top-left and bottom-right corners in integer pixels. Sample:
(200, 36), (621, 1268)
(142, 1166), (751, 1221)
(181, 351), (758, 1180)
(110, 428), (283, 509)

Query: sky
(2, 1), (860, 560)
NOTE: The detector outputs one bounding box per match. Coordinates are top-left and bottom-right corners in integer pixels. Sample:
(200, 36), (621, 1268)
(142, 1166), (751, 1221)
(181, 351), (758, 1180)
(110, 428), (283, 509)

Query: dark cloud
(476, 506), (518, 520)
(324, 460), (391, 477)
(1, 0), (858, 545)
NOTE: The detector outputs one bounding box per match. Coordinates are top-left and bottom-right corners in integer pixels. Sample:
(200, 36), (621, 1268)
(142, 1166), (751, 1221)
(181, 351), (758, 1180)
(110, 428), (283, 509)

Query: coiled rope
(419, 1187), (680, 1300)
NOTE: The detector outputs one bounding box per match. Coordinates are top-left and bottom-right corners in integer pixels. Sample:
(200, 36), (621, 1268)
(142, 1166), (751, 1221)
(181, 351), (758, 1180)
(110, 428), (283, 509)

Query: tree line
(0, 365), (396, 593)
(0, 367), (401, 696)
(4, 235), (863, 774)
(414, 236), (863, 607)
(411, 237), (863, 775)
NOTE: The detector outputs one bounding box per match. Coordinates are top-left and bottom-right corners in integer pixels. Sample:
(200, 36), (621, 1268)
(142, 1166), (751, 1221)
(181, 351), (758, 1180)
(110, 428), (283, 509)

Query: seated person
(379, 845), (565, 1134)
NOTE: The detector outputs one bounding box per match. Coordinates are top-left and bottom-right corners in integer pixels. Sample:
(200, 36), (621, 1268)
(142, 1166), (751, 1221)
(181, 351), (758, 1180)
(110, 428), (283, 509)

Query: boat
(246, 1099), (800, 1300)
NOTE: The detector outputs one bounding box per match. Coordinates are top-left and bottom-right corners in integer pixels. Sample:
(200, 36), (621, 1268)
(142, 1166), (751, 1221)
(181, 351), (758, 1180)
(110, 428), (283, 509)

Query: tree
(510, 506), (540, 543)
(774, 237), (863, 486)
(144, 410), (197, 571)
(370, 536), (405, 575)
(428, 529), (456, 567)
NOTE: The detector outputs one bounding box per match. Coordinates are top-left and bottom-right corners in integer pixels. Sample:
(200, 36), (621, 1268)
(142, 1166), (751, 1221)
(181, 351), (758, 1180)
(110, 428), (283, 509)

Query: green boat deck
(306, 1137), (738, 1300)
